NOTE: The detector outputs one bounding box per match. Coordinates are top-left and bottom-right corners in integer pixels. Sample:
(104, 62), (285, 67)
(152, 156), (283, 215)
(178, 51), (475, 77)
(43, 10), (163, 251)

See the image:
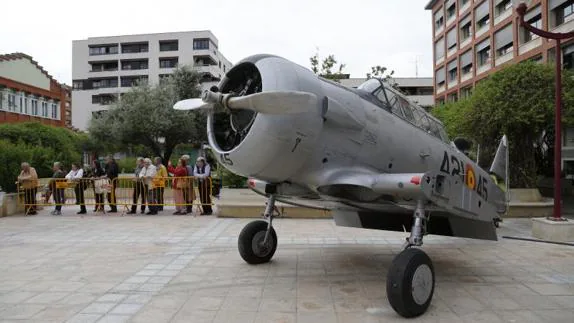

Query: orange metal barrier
(16, 176), (214, 214)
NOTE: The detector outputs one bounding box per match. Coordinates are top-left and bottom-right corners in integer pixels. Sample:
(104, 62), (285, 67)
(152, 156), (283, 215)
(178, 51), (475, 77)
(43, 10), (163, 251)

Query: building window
(41, 101), (48, 117)
(23, 97), (28, 114)
(461, 21), (472, 40)
(159, 40), (179, 51)
(447, 92), (458, 102)
(497, 43), (513, 57)
(31, 99), (38, 115)
(72, 80), (84, 90)
(460, 86), (472, 98)
(523, 15), (542, 43)
(92, 94), (117, 105)
(121, 75), (148, 87)
(477, 15), (490, 29)
(89, 44), (119, 56)
(193, 39), (210, 50)
(495, 0), (512, 16)
(564, 44), (574, 70)
(556, 2), (574, 25)
(51, 103), (58, 119)
(121, 42), (148, 53)
(92, 78), (118, 89)
(447, 2), (456, 18)
(19, 96), (23, 113)
(90, 61), (118, 72)
(7, 94), (16, 111)
(461, 0), (470, 6)
(448, 67), (457, 81)
(159, 57), (178, 68)
(121, 59), (148, 70)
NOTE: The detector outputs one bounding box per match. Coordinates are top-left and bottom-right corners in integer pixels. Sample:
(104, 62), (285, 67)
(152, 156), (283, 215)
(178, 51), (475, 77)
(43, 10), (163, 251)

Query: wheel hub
(252, 231), (273, 257)
(411, 264), (433, 305)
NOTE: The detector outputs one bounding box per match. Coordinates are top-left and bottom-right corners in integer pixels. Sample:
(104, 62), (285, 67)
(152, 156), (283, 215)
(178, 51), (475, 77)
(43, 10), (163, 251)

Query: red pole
(554, 40), (562, 220)
(515, 3), (574, 221)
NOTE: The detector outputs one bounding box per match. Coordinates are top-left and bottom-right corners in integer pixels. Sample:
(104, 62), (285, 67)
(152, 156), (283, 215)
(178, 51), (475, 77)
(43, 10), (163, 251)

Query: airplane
(174, 54), (508, 318)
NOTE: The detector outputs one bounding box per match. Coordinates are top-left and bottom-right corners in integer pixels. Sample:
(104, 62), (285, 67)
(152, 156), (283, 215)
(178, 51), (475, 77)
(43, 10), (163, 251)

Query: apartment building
(72, 30), (232, 131)
(339, 77), (435, 108)
(0, 53), (69, 128)
(425, 0), (574, 178)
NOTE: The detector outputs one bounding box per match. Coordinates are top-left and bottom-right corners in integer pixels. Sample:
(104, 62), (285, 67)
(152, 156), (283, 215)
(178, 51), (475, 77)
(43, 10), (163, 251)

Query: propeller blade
(173, 98), (211, 111)
(226, 91), (316, 115)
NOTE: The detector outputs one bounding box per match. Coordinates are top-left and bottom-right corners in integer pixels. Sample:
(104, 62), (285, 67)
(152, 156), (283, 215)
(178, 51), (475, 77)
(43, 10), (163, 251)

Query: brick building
(0, 53), (71, 128)
(425, 0), (574, 179)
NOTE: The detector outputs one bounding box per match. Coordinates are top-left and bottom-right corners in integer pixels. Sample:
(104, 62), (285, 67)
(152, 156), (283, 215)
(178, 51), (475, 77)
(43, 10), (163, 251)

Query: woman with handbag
(167, 158), (189, 215)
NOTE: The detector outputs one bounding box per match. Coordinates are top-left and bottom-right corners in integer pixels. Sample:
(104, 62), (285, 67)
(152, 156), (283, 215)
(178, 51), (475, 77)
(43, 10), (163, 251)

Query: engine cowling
(207, 55), (324, 183)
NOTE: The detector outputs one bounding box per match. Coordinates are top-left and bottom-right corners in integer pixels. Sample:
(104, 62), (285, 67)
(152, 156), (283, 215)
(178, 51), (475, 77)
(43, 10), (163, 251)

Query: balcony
(435, 25), (445, 37)
(552, 17), (574, 34)
(447, 47), (457, 58)
(459, 2), (470, 16)
(436, 56), (445, 65)
(446, 15), (456, 28)
(448, 79), (458, 88)
(519, 37), (542, 55)
(460, 37), (472, 49)
(476, 25), (489, 38)
(494, 9), (512, 26)
(436, 84), (446, 94)
(495, 52), (513, 66)
(461, 71), (473, 83)
(195, 64), (221, 79)
(477, 63), (491, 75)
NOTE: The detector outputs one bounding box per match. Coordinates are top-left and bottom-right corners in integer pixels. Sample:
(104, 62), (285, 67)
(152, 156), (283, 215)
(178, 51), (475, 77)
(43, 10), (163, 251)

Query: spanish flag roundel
(465, 164), (476, 190)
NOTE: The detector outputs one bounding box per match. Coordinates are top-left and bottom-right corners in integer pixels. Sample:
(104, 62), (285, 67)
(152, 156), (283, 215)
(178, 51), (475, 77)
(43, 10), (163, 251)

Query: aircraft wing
(316, 170), (501, 223)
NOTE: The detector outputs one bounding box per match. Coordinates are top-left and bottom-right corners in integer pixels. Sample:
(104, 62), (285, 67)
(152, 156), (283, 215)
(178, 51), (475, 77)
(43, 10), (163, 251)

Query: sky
(0, 0), (434, 85)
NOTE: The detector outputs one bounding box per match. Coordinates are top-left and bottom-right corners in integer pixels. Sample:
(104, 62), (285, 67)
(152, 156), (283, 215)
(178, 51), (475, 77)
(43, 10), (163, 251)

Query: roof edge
(425, 0), (439, 10)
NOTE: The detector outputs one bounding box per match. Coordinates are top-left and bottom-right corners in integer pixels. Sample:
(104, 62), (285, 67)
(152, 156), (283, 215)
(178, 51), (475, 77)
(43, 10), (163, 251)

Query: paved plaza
(0, 210), (573, 323)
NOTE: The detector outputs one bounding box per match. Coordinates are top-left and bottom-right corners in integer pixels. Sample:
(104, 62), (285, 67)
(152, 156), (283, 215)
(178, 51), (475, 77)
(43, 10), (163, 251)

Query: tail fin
(489, 135), (509, 194)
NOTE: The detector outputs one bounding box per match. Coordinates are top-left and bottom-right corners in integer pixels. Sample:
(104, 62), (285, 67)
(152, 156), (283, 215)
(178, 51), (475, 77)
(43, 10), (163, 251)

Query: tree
(309, 52), (347, 81)
(431, 61), (574, 188)
(88, 65), (206, 163)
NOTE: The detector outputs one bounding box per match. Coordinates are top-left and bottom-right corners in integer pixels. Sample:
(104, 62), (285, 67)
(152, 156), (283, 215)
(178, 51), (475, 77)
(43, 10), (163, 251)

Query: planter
(506, 188), (554, 218)
(0, 192), (26, 217)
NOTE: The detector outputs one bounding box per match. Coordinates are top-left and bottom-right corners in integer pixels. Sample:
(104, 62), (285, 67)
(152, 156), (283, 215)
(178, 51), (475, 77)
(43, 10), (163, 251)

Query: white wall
(0, 59), (51, 90)
(72, 31), (233, 131)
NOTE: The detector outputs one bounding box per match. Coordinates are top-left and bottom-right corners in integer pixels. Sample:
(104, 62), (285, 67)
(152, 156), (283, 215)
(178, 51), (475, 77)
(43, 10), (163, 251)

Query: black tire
(386, 248), (435, 318)
(238, 220), (277, 264)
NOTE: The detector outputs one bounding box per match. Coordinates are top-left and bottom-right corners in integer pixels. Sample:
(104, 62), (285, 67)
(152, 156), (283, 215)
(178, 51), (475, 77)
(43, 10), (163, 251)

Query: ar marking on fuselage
(440, 151), (489, 201)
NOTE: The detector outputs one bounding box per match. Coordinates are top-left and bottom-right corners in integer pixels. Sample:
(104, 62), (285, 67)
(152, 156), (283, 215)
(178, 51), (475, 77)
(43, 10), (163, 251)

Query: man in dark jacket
(105, 156), (119, 213)
(50, 162), (66, 215)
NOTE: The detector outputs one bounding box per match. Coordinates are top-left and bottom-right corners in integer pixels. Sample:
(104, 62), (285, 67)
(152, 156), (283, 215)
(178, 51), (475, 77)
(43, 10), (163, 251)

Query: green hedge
(0, 123), (85, 193)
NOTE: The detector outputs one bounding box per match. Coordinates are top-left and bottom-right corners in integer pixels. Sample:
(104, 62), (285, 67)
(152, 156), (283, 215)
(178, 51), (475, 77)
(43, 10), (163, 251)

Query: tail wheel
(386, 248), (435, 318)
(238, 220), (277, 264)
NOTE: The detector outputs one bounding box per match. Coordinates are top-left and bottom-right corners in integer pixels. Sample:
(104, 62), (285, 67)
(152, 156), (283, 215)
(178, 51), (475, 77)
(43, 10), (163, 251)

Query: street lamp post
(516, 3), (574, 221)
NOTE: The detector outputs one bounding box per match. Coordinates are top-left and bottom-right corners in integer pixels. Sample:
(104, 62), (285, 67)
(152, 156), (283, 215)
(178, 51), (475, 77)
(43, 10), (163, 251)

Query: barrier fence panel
(17, 176), (213, 214)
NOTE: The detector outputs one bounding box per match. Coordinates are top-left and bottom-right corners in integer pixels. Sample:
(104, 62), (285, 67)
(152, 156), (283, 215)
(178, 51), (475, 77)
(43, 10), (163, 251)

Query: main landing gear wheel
(386, 248), (435, 318)
(238, 220), (278, 264)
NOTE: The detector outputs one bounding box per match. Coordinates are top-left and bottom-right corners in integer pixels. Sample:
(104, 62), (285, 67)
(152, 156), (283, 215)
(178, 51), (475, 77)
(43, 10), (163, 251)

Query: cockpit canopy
(357, 78), (449, 143)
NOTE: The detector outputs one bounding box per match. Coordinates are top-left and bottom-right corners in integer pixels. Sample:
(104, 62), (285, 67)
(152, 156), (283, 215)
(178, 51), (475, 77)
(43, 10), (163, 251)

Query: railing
(16, 176), (216, 214)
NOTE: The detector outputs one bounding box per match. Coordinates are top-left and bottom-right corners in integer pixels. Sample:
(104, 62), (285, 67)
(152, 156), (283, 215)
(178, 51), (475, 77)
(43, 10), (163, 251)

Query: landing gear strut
(238, 194), (278, 264)
(386, 200), (435, 318)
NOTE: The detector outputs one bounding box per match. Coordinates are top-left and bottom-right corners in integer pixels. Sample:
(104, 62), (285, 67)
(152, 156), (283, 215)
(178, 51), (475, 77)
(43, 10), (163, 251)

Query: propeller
(173, 89), (316, 115)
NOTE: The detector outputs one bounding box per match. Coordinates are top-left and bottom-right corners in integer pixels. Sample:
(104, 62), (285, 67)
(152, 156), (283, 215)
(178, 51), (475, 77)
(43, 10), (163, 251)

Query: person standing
(105, 156), (119, 213)
(17, 162), (39, 215)
(128, 158), (146, 214)
(49, 162), (66, 215)
(139, 158), (157, 215)
(168, 158), (189, 215)
(66, 163), (86, 214)
(194, 157), (213, 215)
(181, 155), (195, 214)
(92, 160), (107, 213)
(154, 157), (168, 211)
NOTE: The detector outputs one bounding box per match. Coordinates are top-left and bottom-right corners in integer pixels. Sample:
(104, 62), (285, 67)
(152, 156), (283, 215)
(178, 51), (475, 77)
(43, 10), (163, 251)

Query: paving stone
(0, 212), (573, 322)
